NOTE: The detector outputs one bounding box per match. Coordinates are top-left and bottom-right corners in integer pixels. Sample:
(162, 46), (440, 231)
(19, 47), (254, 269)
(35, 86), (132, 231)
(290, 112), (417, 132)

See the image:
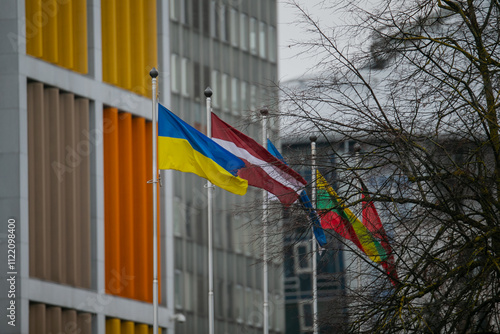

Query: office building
(0, 0), (282, 333)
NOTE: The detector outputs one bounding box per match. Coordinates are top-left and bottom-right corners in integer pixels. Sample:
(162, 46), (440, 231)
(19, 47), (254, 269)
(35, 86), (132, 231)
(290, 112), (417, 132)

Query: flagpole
(260, 107), (269, 334)
(205, 87), (215, 334)
(150, 68), (159, 334)
(310, 135), (318, 334)
(354, 143), (362, 289)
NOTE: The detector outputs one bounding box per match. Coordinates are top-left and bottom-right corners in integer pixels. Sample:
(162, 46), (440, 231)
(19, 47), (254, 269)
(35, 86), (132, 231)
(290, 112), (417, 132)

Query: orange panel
(104, 108), (122, 295)
(145, 121), (154, 303)
(132, 117), (149, 301)
(118, 113), (136, 299)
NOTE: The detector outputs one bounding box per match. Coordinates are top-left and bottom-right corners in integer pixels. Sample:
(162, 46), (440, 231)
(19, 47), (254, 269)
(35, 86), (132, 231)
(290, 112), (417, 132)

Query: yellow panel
(123, 321), (135, 334)
(102, 0), (118, 85)
(73, 0), (88, 74)
(130, 0), (146, 96)
(57, 0), (74, 69)
(144, 0), (158, 72)
(135, 324), (148, 334)
(106, 318), (121, 334)
(42, 0), (59, 64)
(26, 0), (43, 57)
(116, 0), (132, 90)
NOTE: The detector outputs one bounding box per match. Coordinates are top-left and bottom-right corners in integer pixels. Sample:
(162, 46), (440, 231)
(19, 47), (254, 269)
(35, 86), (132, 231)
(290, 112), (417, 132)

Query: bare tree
(276, 0), (500, 333)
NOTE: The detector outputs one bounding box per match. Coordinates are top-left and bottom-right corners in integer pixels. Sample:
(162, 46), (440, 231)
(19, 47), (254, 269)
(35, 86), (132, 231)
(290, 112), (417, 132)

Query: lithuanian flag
(316, 171), (387, 263)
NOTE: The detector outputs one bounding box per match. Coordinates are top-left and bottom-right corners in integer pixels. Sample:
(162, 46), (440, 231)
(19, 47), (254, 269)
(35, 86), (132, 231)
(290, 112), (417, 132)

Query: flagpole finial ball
(310, 135), (318, 143)
(354, 143), (361, 152)
(260, 107), (269, 116)
(150, 68), (158, 78)
(204, 87), (213, 97)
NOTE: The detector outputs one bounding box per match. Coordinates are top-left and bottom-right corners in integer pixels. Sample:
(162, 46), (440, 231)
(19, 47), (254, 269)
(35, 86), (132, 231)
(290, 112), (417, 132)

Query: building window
(181, 0), (189, 25)
(211, 70), (219, 107)
(181, 57), (190, 97)
(234, 217), (243, 253)
(216, 279), (225, 318)
(194, 62), (201, 99)
(221, 73), (229, 111)
(210, 0), (219, 38)
(231, 77), (239, 112)
(193, 0), (200, 30)
(294, 242), (312, 274)
(175, 270), (183, 309)
(274, 294), (284, 332)
(202, 0), (210, 34)
(235, 284), (244, 323)
(230, 8), (239, 47)
(170, 0), (179, 20)
(240, 13), (248, 51)
(185, 272), (193, 311)
(254, 290), (263, 327)
(173, 197), (183, 236)
(299, 302), (314, 331)
(259, 21), (266, 59)
(250, 84), (258, 111)
(250, 17), (257, 55)
(171, 54), (179, 93)
(240, 81), (248, 111)
(246, 288), (254, 325)
(269, 26), (277, 62)
(220, 4), (230, 42)
(226, 283), (234, 319)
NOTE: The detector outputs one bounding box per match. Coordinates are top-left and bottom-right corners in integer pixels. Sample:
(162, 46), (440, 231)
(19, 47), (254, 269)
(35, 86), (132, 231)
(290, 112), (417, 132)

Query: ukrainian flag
(158, 104), (248, 195)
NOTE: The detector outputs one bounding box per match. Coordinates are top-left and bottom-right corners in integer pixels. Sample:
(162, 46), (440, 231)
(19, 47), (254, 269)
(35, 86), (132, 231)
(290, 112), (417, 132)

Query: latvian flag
(211, 113), (306, 206)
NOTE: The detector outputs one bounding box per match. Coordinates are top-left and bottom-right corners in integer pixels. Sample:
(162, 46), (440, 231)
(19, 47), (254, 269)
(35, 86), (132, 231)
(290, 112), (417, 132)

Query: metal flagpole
(260, 107), (269, 334)
(354, 143), (362, 289)
(310, 135), (318, 334)
(205, 87), (215, 334)
(150, 68), (159, 334)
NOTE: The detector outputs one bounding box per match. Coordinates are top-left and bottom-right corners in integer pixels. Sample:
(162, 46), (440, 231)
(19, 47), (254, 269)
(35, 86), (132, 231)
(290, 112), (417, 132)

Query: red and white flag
(211, 113), (306, 206)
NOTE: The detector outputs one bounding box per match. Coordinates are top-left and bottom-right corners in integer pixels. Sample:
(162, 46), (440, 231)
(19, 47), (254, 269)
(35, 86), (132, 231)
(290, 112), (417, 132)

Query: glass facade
(169, 0), (282, 333)
(282, 142), (348, 334)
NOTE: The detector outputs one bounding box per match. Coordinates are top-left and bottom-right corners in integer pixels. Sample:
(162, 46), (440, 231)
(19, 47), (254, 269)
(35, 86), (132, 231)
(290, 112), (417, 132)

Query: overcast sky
(278, 0), (337, 82)
(278, 1), (375, 82)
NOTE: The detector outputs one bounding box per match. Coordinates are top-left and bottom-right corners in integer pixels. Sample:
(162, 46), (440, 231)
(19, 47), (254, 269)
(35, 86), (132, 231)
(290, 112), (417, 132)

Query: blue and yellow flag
(158, 104), (248, 195)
